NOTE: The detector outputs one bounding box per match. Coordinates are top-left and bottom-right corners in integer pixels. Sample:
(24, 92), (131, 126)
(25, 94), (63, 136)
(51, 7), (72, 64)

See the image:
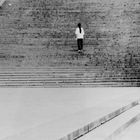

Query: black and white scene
(0, 0), (140, 140)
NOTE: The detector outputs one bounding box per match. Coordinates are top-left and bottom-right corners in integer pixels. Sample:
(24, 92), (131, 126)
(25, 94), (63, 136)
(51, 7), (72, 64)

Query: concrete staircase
(0, 67), (130, 87)
(0, 0), (140, 87)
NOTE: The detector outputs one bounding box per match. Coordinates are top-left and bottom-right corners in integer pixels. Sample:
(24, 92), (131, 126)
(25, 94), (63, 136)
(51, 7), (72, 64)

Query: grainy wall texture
(0, 0), (140, 87)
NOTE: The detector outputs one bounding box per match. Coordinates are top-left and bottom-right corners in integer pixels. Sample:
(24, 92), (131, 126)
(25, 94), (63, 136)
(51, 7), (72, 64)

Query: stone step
(106, 113), (140, 140)
(0, 78), (136, 87)
(114, 115), (140, 140)
(78, 102), (140, 140)
(0, 82), (130, 88)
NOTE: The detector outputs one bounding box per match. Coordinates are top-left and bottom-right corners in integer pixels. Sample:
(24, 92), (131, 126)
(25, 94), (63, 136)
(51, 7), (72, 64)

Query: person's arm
(82, 28), (85, 36)
(75, 28), (78, 39)
(75, 28), (78, 35)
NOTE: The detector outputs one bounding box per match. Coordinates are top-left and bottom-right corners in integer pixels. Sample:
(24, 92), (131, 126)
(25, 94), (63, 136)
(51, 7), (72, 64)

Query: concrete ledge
(59, 100), (140, 140)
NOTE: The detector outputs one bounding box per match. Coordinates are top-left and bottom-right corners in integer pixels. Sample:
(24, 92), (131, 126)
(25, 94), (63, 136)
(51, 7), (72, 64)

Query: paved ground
(0, 0), (140, 87)
(0, 88), (139, 140)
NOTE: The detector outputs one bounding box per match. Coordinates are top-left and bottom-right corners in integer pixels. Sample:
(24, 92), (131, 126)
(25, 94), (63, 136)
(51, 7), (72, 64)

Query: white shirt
(75, 27), (84, 39)
(0, 0), (6, 6)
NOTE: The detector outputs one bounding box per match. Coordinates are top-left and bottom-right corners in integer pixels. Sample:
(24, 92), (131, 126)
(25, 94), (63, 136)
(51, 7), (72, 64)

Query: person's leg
(81, 39), (83, 50)
(79, 39), (83, 50)
(79, 39), (81, 50)
(77, 39), (80, 51)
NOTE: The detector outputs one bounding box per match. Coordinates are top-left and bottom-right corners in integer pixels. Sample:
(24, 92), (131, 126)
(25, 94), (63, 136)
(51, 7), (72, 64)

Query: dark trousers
(77, 39), (83, 50)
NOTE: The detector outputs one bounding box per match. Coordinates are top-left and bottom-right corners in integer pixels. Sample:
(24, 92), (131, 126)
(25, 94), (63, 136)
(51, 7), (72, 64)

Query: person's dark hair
(78, 23), (82, 33)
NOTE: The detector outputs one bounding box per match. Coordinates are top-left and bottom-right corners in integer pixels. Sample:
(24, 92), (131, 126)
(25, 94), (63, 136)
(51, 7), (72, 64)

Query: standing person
(75, 23), (85, 52)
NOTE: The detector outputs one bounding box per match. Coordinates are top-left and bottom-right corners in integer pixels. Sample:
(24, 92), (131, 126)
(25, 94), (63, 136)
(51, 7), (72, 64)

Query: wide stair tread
(0, 67), (136, 87)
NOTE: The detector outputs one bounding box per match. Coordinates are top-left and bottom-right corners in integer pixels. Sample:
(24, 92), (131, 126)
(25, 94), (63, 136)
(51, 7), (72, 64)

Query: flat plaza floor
(0, 88), (140, 140)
